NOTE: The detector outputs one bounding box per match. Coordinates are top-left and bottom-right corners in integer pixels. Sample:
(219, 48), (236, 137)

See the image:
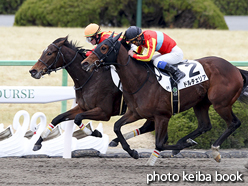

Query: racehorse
(81, 32), (248, 165)
(29, 36), (155, 151)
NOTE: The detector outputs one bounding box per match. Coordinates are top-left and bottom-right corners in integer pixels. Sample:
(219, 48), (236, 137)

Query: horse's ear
(65, 35), (69, 42)
(113, 32), (122, 43)
(57, 36), (68, 47)
(110, 32), (115, 38)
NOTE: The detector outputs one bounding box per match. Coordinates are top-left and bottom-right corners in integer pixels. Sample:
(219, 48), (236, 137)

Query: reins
(74, 69), (96, 91)
(124, 62), (150, 95)
(96, 55), (150, 95)
(102, 55), (131, 67)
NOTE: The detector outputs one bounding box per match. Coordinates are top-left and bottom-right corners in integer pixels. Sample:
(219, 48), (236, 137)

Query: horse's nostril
(81, 62), (89, 69)
(29, 69), (37, 77)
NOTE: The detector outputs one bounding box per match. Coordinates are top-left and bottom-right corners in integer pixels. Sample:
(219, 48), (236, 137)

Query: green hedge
(0, 0), (26, 14)
(212, 0), (248, 15)
(15, 0), (228, 29)
(14, 0), (100, 27)
(167, 102), (248, 149)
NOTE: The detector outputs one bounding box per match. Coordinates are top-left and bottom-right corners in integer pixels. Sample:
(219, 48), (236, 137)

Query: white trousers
(152, 45), (184, 66)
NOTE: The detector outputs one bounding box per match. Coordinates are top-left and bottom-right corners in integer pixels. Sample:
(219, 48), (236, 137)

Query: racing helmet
(84, 23), (102, 37)
(125, 26), (143, 42)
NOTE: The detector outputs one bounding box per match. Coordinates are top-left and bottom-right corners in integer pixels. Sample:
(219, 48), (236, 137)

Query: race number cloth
(110, 60), (208, 92)
(155, 60), (209, 92)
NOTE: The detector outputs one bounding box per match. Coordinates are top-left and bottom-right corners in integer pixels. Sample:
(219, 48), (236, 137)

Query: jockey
(84, 23), (121, 56)
(125, 26), (185, 83)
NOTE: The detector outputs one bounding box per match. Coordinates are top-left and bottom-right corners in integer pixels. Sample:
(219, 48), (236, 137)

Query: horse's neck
(115, 51), (151, 93)
(64, 54), (89, 87)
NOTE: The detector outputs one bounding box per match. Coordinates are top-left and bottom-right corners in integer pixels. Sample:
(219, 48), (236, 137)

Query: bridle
(38, 43), (79, 74)
(39, 42), (96, 91)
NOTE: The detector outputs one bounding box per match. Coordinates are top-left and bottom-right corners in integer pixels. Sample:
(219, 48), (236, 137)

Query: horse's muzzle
(29, 69), (42, 79)
(81, 61), (90, 71)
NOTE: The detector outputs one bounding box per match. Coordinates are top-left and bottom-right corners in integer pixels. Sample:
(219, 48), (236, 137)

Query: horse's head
(81, 32), (122, 72)
(29, 36), (82, 79)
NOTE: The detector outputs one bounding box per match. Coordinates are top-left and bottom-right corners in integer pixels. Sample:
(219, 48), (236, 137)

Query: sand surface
(0, 157), (247, 186)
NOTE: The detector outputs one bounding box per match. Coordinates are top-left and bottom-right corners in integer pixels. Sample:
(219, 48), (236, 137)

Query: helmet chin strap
(95, 34), (101, 44)
(135, 35), (144, 46)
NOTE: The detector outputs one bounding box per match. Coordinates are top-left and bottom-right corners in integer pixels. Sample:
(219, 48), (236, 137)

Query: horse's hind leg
(172, 101), (212, 156)
(212, 107), (241, 162)
(109, 120), (155, 147)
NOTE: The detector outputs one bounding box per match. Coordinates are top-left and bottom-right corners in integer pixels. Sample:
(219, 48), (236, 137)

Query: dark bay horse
(29, 36), (154, 151)
(81, 32), (248, 165)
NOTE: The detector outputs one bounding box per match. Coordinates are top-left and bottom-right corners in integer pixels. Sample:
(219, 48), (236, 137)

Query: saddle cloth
(110, 60), (209, 93)
(155, 60), (209, 92)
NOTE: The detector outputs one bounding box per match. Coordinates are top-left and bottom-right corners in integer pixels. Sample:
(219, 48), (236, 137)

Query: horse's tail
(238, 69), (248, 104)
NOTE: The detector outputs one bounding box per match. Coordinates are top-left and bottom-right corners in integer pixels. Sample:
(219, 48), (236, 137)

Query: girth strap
(170, 79), (180, 115)
(119, 94), (127, 115)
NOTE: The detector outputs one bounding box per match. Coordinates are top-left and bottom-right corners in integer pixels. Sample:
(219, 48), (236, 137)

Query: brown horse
(81, 32), (248, 165)
(29, 36), (155, 151)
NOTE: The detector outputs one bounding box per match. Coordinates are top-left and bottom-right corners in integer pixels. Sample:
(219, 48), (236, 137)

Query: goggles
(128, 32), (143, 45)
(86, 36), (94, 43)
(130, 39), (138, 45)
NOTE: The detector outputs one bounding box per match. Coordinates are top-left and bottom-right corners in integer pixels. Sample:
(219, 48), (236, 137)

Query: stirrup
(174, 72), (185, 83)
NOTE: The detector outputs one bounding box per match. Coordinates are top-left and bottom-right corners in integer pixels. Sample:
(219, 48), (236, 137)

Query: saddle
(155, 60), (208, 114)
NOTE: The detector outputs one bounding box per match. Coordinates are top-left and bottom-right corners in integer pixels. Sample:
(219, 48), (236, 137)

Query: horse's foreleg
(33, 105), (83, 151)
(109, 120), (155, 147)
(144, 116), (169, 166)
(74, 107), (112, 138)
(114, 111), (140, 159)
(74, 106), (112, 124)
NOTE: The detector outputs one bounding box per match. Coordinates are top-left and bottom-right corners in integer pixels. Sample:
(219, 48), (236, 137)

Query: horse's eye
(101, 46), (108, 54)
(47, 52), (52, 56)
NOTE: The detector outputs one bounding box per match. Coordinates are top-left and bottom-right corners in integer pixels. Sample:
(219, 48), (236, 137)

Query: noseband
(39, 43), (79, 74)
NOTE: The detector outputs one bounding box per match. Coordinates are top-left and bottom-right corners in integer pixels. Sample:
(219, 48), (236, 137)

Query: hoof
(214, 154), (221, 163)
(109, 140), (118, 147)
(130, 149), (139, 159)
(172, 149), (180, 156)
(211, 145), (221, 163)
(91, 129), (102, 138)
(33, 145), (42, 151)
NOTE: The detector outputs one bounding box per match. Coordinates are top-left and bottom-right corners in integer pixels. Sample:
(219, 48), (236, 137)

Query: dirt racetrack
(0, 156), (248, 186)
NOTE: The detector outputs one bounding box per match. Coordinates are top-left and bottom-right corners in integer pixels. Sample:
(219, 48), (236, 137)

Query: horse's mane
(53, 36), (88, 58)
(120, 37), (131, 51)
(53, 36), (111, 71)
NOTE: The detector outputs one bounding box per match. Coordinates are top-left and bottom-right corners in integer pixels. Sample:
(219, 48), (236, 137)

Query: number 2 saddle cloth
(110, 60), (209, 114)
(110, 60), (209, 92)
(154, 60), (209, 92)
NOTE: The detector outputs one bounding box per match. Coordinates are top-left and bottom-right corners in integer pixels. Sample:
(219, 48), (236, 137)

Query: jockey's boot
(158, 61), (185, 83)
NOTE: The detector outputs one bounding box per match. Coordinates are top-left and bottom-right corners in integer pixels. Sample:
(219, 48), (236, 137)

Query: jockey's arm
(133, 38), (156, 62)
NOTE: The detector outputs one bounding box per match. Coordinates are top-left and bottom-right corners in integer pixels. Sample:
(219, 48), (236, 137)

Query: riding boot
(158, 61), (185, 83)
